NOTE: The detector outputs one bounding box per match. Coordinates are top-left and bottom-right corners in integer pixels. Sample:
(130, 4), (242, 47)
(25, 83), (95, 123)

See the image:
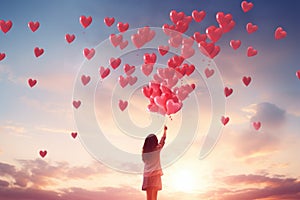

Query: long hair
(142, 134), (158, 153)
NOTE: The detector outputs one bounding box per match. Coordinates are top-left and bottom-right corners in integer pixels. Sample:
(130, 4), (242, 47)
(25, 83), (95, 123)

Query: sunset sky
(0, 0), (300, 199)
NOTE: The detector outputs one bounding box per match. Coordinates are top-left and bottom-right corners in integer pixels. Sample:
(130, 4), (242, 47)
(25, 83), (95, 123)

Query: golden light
(170, 169), (197, 192)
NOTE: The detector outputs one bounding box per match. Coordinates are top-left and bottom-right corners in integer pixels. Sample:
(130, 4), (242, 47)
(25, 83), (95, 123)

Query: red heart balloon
(242, 76), (252, 86)
(119, 100), (128, 111)
(39, 150), (47, 158)
(28, 78), (37, 88)
(230, 40), (241, 50)
(193, 32), (207, 43)
(117, 22), (129, 32)
(104, 17), (115, 27)
(221, 116), (230, 126)
(65, 34), (75, 43)
(81, 75), (91, 86)
(73, 100), (81, 109)
(206, 25), (223, 42)
(110, 57), (121, 69)
(158, 45), (169, 56)
(224, 87), (233, 97)
(28, 21), (40, 32)
(0, 20), (12, 33)
(83, 48), (95, 60)
(71, 132), (77, 139)
(241, 1), (254, 13)
(192, 10), (206, 23)
(34, 47), (44, 57)
(0, 53), (6, 61)
(274, 27), (287, 40)
(296, 70), (300, 80)
(99, 66), (110, 79)
(79, 16), (92, 28)
(252, 121), (261, 130)
(246, 22), (258, 34)
(247, 46), (258, 57)
(109, 34), (123, 47)
(204, 68), (214, 78)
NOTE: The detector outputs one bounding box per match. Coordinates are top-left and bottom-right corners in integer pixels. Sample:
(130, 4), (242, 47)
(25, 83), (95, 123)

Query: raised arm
(158, 125), (167, 149)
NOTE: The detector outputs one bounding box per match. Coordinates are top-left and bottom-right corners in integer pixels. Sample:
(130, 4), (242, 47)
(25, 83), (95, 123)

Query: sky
(0, 0), (300, 199)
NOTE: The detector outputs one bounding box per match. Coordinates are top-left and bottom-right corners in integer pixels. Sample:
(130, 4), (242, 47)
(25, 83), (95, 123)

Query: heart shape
(28, 21), (39, 32)
(109, 34), (123, 47)
(65, 34), (75, 43)
(142, 85), (153, 98)
(193, 32), (207, 43)
(123, 64), (135, 75)
(274, 27), (287, 40)
(81, 75), (91, 86)
(253, 121), (261, 130)
(247, 46), (257, 57)
(119, 40), (128, 50)
(168, 33), (182, 48)
(99, 66), (110, 79)
(169, 10), (185, 24)
(241, 1), (254, 13)
(198, 41), (220, 59)
(141, 64), (154, 76)
(216, 12), (235, 33)
(34, 47), (44, 57)
(206, 26), (223, 42)
(118, 75), (129, 88)
(71, 132), (77, 139)
(73, 100), (81, 109)
(28, 78), (37, 88)
(0, 20), (13, 33)
(246, 22), (258, 34)
(175, 20), (189, 33)
(0, 53), (6, 61)
(104, 17), (115, 27)
(224, 87), (233, 97)
(83, 48), (95, 60)
(119, 100), (128, 111)
(128, 76), (137, 86)
(181, 45), (195, 59)
(117, 22), (129, 32)
(242, 76), (251, 86)
(166, 99), (182, 115)
(183, 64), (195, 76)
(230, 40), (241, 50)
(221, 116), (230, 126)
(296, 70), (300, 80)
(39, 150), (47, 158)
(79, 15), (92, 28)
(192, 10), (206, 23)
(158, 45), (169, 56)
(110, 57), (121, 69)
(144, 53), (157, 64)
(204, 68), (214, 78)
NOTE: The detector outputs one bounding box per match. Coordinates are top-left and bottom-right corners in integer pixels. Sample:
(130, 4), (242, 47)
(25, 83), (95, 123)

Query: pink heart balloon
(73, 100), (81, 109)
(119, 100), (128, 111)
(252, 121), (261, 130)
(83, 48), (95, 60)
(224, 87), (233, 97)
(221, 116), (230, 126)
(241, 1), (254, 13)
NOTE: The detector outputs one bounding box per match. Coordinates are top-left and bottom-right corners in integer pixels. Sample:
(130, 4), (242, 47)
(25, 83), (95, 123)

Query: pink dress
(142, 135), (166, 191)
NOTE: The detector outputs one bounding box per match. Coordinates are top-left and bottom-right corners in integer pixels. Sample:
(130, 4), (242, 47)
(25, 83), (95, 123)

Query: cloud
(250, 102), (286, 129)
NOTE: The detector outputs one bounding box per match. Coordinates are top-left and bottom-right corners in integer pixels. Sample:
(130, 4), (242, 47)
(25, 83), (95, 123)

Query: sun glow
(171, 170), (198, 193)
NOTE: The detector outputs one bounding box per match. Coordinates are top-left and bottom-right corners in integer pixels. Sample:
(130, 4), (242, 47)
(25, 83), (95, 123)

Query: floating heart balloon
(158, 45), (169, 56)
(110, 57), (121, 69)
(247, 46), (257, 57)
(0, 20), (12, 33)
(119, 40), (128, 50)
(221, 116), (230, 126)
(216, 12), (235, 33)
(0, 53), (6, 61)
(144, 53), (157, 64)
(168, 33), (182, 48)
(230, 40), (241, 50)
(166, 99), (182, 115)
(204, 68), (214, 78)
(117, 22), (129, 32)
(65, 34), (75, 43)
(83, 48), (95, 60)
(109, 34), (123, 47)
(39, 150), (47, 158)
(297, 70), (300, 80)
(141, 64), (154, 76)
(71, 132), (77, 139)
(242, 76), (251, 86)
(181, 44), (195, 59)
(79, 15), (92, 28)
(28, 78), (37, 88)
(99, 66), (110, 79)
(28, 21), (39, 32)
(170, 10), (185, 24)
(241, 1), (254, 13)
(224, 87), (233, 97)
(192, 10), (206, 23)
(119, 100), (128, 111)
(274, 27), (287, 40)
(128, 75), (137, 86)
(34, 47), (44, 57)
(73, 100), (81, 109)
(193, 32), (207, 43)
(198, 41), (220, 59)
(142, 85), (153, 98)
(118, 75), (129, 88)
(206, 25), (223, 42)
(81, 75), (91, 86)
(183, 64), (195, 76)
(104, 17), (115, 27)
(124, 64), (135, 75)
(246, 22), (258, 34)
(253, 121), (261, 130)
(175, 20), (189, 33)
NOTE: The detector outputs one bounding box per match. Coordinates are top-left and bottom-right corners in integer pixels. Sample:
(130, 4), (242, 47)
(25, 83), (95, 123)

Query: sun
(171, 170), (197, 193)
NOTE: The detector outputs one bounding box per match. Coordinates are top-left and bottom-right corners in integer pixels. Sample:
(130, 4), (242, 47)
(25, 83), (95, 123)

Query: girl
(142, 125), (167, 200)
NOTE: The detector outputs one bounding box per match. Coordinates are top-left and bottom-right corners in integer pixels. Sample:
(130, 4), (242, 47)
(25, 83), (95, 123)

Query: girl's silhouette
(142, 125), (167, 200)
